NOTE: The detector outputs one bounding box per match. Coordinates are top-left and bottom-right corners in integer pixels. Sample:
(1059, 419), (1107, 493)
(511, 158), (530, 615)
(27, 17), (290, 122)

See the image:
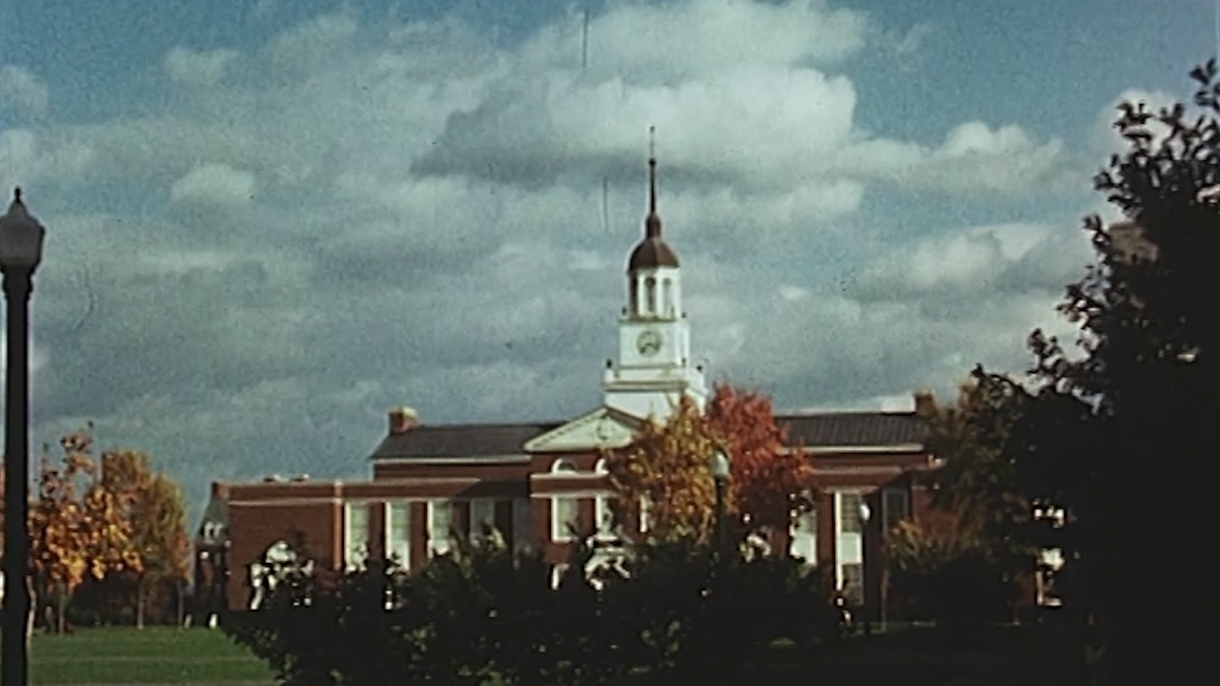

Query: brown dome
(628, 235), (679, 271)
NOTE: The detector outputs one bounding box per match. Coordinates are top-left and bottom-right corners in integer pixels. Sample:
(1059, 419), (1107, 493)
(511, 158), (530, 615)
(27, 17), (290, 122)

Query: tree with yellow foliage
(102, 450), (190, 628)
(27, 429), (142, 632)
(606, 384), (813, 548)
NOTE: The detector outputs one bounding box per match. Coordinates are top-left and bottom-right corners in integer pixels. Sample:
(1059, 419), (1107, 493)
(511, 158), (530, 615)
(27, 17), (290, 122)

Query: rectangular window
(386, 502), (411, 571)
(345, 502), (369, 571)
(789, 509), (817, 564)
(594, 495), (614, 538)
(841, 562), (864, 606)
(428, 500), (453, 557)
(469, 498), (496, 544)
(839, 492), (864, 534)
(552, 497), (579, 541)
(883, 489), (910, 531)
(512, 498), (532, 554)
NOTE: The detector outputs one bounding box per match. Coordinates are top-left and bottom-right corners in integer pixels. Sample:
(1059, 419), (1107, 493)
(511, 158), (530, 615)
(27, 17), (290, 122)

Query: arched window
(629, 279), (639, 315)
(645, 277), (657, 314)
(662, 278), (673, 317)
(552, 458), (578, 474)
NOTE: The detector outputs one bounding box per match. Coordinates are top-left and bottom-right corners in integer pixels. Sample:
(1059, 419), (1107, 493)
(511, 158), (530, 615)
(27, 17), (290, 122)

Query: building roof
(369, 411), (928, 461)
(370, 421), (563, 460)
(628, 236), (680, 270)
(777, 411), (929, 449)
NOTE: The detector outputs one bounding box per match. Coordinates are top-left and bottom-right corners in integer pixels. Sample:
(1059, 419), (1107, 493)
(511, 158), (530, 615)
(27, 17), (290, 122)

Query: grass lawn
(1, 622), (1085, 686)
(8, 627), (275, 685)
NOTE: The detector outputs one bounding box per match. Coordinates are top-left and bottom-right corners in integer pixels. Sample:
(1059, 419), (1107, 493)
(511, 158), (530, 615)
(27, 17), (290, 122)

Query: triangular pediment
(524, 406), (646, 453)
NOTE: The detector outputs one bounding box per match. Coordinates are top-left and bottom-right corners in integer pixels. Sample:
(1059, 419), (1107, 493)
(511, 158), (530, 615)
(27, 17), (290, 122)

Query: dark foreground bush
(226, 535), (838, 685)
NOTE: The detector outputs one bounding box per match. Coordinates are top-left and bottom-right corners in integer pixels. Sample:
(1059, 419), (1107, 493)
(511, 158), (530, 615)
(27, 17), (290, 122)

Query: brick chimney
(388, 406), (418, 435)
(913, 390), (937, 418)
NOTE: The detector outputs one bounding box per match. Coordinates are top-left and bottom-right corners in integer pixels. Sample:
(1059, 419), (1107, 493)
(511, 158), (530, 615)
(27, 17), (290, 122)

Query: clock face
(636, 329), (662, 356)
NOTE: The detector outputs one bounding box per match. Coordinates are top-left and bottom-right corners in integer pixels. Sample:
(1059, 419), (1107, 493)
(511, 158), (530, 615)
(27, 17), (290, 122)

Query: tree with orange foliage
(706, 384), (813, 535)
(26, 429), (142, 632)
(607, 383), (813, 549)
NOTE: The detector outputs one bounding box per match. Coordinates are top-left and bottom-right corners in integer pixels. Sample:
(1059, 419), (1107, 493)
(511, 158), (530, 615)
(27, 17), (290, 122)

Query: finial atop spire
(13, 187), (22, 204)
(646, 126), (661, 238)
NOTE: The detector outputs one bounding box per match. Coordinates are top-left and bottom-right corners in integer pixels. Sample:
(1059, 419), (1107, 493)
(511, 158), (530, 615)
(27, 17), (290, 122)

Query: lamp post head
(0, 188), (47, 273)
(710, 449), (730, 481)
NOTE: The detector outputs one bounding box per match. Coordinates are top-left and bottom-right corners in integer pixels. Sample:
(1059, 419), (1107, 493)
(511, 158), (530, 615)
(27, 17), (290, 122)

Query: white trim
(551, 496), (579, 542)
(530, 489), (614, 499)
(344, 502), (369, 572)
(385, 501), (411, 571)
(371, 455), (530, 465)
(530, 472), (611, 481)
(594, 494), (615, 539)
(550, 458), (580, 474)
(427, 499), (453, 557)
(231, 497), (342, 507)
(782, 444), (926, 455)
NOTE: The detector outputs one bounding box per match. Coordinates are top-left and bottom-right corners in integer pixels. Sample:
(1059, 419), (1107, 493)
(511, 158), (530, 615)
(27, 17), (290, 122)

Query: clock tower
(603, 134), (707, 421)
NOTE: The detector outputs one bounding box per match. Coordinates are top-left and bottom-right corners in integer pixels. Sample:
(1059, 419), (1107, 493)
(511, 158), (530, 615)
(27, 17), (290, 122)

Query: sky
(0, 0), (1212, 525)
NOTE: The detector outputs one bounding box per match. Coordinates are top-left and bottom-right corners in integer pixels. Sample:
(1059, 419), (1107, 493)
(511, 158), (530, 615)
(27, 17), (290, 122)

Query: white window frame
(344, 502), (369, 571)
(428, 499), (453, 557)
(385, 501), (411, 571)
(789, 508), (817, 564)
(551, 496), (579, 542)
(594, 494), (615, 540)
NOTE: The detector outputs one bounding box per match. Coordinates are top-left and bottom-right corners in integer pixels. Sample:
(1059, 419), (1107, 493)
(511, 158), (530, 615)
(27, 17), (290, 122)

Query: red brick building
(194, 151), (944, 619)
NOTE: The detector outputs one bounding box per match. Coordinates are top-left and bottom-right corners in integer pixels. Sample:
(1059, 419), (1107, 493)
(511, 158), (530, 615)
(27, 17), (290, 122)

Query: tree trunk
(26, 576), (36, 651)
(56, 585), (67, 634)
(136, 582), (145, 630)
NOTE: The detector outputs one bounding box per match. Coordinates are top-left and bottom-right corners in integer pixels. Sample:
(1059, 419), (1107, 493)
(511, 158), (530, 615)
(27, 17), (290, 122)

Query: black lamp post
(710, 449), (730, 563)
(1, 188), (45, 686)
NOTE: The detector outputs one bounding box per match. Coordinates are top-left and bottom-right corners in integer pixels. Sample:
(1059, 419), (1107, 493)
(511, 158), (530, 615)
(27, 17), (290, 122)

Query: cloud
(0, 65), (49, 119)
(521, 0), (869, 82)
(164, 47), (240, 88)
(17, 1), (1115, 527)
(169, 163), (256, 208)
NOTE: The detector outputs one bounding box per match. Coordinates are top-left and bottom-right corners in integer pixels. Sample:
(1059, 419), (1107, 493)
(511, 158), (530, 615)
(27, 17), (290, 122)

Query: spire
(645, 126), (661, 238)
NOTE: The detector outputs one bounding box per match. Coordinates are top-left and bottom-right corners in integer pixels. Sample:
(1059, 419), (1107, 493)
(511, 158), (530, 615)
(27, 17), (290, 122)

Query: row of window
(344, 498), (533, 571)
(342, 489), (911, 576)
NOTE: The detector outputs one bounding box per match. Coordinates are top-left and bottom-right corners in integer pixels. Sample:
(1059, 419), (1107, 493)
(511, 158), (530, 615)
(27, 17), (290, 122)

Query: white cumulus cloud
(170, 163), (256, 208)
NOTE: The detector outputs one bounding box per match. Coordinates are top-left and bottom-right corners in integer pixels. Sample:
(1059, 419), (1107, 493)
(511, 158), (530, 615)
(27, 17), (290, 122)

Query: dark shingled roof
(778, 412), (929, 448)
(369, 412), (927, 461)
(371, 421), (563, 460)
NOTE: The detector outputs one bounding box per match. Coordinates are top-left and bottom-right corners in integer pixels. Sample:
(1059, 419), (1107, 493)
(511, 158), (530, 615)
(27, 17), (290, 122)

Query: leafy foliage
(884, 521), (1019, 627)
(227, 530), (839, 686)
(607, 383), (812, 545)
(1, 428), (190, 631)
(939, 61), (1219, 683)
